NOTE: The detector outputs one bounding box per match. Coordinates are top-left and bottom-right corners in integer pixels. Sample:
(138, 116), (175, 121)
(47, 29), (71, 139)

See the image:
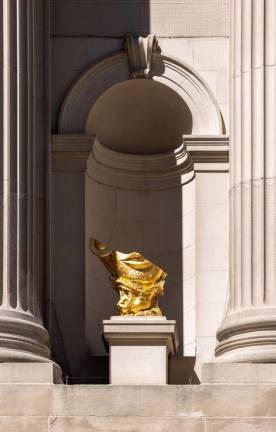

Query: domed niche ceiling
(86, 79), (193, 155)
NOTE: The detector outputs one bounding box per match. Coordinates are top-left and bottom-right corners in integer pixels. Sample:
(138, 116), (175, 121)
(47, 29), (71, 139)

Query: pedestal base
(0, 362), (62, 383)
(0, 308), (50, 362)
(102, 316), (178, 385)
(202, 362), (276, 384)
(215, 308), (276, 362)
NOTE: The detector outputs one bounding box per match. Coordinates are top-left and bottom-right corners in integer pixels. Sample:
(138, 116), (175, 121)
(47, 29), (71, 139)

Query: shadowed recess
(86, 79), (192, 155)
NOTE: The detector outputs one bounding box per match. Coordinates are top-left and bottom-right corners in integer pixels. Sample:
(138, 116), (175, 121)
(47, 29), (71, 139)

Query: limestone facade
(2, 0), (276, 430)
(1, 0), (229, 377)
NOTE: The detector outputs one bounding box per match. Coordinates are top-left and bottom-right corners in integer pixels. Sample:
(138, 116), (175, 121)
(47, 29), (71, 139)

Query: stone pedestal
(102, 316), (178, 385)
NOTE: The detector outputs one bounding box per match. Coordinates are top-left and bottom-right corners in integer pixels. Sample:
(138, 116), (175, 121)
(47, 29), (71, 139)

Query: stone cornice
(51, 134), (94, 172)
(185, 135), (229, 172)
(51, 134), (229, 173)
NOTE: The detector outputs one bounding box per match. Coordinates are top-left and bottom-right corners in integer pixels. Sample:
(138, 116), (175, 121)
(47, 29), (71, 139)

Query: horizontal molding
(185, 135), (229, 171)
(87, 138), (194, 190)
(51, 134), (229, 172)
(51, 134), (94, 151)
(51, 134), (94, 171)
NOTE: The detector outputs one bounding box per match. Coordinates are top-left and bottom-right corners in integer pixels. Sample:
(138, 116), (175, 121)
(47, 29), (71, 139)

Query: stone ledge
(1, 384), (276, 417)
(1, 415), (276, 432)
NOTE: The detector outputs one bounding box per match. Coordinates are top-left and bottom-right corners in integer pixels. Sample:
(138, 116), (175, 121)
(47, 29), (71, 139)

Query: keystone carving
(124, 34), (160, 78)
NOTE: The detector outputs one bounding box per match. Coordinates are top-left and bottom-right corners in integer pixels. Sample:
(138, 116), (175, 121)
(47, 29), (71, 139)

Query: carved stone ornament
(90, 239), (166, 316)
(124, 34), (160, 78)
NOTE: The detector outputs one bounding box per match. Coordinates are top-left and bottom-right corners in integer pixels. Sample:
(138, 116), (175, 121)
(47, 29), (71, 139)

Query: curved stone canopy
(58, 52), (222, 136)
(86, 79), (192, 155)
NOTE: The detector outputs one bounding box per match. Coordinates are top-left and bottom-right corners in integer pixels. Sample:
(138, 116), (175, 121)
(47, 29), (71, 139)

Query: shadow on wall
(86, 79), (193, 154)
(50, 0), (156, 382)
(51, 0), (153, 133)
(51, 0), (151, 38)
(169, 356), (200, 384)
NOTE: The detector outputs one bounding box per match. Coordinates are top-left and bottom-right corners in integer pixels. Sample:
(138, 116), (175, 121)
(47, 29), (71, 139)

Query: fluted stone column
(216, 0), (276, 362)
(1, 0), (52, 363)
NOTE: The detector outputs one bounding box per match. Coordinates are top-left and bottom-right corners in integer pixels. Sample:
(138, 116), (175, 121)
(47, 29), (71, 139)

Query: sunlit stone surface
(2, 0), (276, 430)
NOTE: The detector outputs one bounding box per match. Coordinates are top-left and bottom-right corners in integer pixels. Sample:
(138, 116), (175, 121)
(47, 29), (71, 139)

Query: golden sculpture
(89, 239), (167, 316)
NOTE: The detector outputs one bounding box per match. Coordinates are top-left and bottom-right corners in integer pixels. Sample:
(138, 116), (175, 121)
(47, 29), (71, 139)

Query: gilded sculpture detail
(89, 239), (166, 316)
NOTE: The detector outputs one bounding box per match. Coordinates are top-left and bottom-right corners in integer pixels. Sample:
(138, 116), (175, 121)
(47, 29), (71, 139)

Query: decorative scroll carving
(124, 34), (160, 78)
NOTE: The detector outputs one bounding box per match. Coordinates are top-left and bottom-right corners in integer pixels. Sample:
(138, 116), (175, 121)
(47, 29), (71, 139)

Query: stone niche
(85, 75), (196, 356)
(53, 46), (226, 379)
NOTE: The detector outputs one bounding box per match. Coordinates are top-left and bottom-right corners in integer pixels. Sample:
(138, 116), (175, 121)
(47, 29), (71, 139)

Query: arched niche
(58, 51), (222, 135)
(56, 50), (222, 358)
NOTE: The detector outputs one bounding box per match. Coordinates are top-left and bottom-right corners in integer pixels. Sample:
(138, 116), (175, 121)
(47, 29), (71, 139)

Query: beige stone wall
(0, 383), (276, 431)
(51, 0), (229, 37)
(195, 172), (229, 371)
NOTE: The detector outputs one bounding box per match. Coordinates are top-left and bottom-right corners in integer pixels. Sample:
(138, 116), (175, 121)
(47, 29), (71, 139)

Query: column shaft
(1, 0), (51, 362)
(216, 0), (276, 362)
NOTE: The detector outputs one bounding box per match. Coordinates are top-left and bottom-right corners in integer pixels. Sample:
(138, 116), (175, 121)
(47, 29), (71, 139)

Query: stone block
(183, 243), (196, 280)
(197, 216), (228, 272)
(184, 308), (196, 345)
(195, 337), (217, 375)
(158, 38), (194, 65)
(52, 38), (88, 71)
(103, 316), (178, 384)
(196, 172), (229, 204)
(196, 304), (225, 337)
(197, 270), (228, 304)
(0, 363), (61, 384)
(194, 39), (229, 71)
(0, 416), (48, 432)
(206, 418), (276, 432)
(202, 362), (276, 384)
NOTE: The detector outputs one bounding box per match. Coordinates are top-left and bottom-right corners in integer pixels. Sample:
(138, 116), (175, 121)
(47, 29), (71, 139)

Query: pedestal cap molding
(215, 308), (276, 363)
(0, 309), (50, 361)
(87, 138), (194, 190)
(103, 316), (179, 355)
